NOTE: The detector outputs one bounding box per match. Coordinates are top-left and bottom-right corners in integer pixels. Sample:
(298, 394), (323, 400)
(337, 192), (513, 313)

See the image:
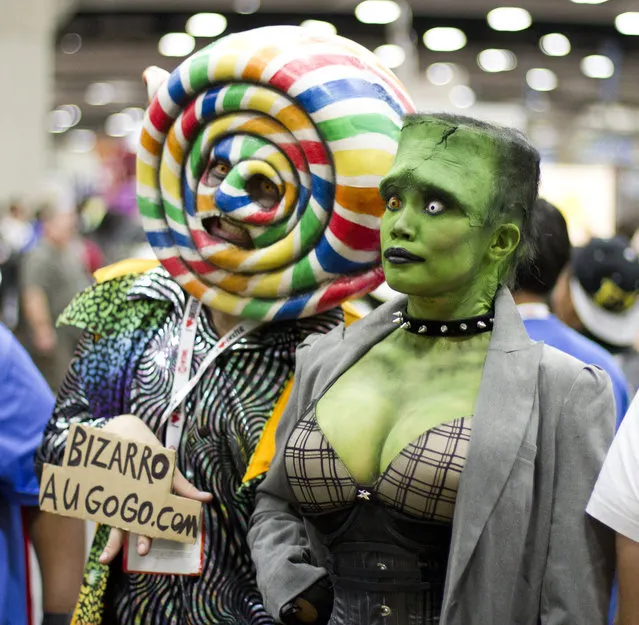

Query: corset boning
(305, 502), (452, 624)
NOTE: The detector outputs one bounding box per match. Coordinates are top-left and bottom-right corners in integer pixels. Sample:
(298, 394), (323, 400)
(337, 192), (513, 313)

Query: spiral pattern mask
(137, 25), (415, 320)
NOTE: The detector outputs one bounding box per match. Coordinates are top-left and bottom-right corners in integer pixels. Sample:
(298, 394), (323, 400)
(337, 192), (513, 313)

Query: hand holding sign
(99, 415), (212, 563)
(39, 415), (212, 566)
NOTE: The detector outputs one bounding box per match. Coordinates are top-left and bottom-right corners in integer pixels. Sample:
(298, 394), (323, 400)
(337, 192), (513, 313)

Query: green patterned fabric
(58, 273), (170, 337)
(72, 525), (110, 625)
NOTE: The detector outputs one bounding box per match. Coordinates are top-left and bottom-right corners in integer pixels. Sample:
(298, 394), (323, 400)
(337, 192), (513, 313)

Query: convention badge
(123, 511), (205, 576)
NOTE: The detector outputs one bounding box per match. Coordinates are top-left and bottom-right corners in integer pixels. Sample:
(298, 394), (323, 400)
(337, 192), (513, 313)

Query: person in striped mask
(35, 25), (414, 625)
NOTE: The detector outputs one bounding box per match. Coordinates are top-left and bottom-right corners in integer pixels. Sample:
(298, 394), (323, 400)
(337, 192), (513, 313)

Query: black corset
(306, 502), (452, 593)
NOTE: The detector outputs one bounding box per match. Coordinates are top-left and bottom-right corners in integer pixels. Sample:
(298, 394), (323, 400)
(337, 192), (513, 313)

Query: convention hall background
(1, 0), (639, 621)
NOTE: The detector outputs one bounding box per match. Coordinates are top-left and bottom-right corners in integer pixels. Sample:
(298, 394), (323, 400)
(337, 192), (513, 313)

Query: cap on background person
(569, 237), (639, 348)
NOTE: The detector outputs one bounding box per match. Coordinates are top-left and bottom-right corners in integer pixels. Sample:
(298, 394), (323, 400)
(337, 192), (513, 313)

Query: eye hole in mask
(206, 159), (231, 186)
(246, 174), (280, 211)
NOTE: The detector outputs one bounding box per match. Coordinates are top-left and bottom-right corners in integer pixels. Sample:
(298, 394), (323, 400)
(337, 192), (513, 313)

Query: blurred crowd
(0, 196), (148, 391)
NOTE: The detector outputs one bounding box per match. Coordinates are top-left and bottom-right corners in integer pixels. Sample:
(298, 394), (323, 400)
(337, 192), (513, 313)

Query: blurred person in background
(514, 200), (631, 424)
(552, 236), (639, 399)
(76, 198), (105, 276)
(0, 199), (36, 254)
(0, 200), (36, 329)
(0, 238), (21, 329)
(588, 392), (639, 625)
(18, 204), (91, 392)
(0, 320), (85, 625)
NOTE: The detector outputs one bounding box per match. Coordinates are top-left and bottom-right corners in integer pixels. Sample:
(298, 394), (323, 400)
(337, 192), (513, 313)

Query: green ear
(488, 223), (520, 263)
(487, 222), (520, 284)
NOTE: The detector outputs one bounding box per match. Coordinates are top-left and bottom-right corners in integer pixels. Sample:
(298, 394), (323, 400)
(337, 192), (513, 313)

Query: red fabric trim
(21, 508), (34, 625)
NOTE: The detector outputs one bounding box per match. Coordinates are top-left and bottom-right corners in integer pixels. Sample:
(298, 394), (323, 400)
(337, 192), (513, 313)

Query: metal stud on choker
(392, 310), (494, 337)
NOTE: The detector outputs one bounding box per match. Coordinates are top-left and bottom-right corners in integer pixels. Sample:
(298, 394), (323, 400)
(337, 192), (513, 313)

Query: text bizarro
(39, 424), (201, 544)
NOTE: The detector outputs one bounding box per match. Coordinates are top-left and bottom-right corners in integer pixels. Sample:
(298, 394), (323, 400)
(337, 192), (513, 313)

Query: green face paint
(379, 119), (516, 318)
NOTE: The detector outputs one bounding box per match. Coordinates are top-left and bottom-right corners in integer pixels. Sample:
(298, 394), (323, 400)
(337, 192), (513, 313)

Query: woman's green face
(380, 120), (510, 298)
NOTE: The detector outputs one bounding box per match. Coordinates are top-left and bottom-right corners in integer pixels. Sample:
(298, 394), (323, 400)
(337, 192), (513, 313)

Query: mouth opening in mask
(201, 215), (255, 249)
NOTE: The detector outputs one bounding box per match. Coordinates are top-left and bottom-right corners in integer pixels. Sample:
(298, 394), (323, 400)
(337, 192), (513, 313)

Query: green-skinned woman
(248, 115), (616, 625)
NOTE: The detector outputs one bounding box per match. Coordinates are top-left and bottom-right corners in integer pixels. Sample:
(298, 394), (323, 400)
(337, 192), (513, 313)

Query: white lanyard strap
(165, 296), (201, 449)
(162, 296), (261, 448)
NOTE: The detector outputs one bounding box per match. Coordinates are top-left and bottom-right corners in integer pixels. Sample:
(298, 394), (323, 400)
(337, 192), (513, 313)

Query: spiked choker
(392, 309), (494, 337)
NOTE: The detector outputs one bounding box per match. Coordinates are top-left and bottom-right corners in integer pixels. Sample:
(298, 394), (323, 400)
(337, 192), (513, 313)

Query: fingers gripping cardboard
(39, 424), (201, 544)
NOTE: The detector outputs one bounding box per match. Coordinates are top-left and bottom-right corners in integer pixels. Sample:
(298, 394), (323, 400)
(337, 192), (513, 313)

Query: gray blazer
(248, 288), (616, 624)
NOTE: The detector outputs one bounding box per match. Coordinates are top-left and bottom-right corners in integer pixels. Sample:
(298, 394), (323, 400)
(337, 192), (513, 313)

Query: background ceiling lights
(48, 105), (82, 134)
(374, 44), (406, 69)
(580, 54), (615, 79)
(615, 13), (639, 36)
(300, 19), (337, 37)
(487, 7), (532, 32)
(570, 0), (608, 4)
(233, 0), (260, 14)
(66, 129), (97, 154)
(121, 107), (145, 124)
(426, 62), (456, 86)
(477, 48), (518, 73)
(105, 112), (133, 138)
(355, 0), (401, 25)
(158, 33), (195, 57)
(185, 13), (227, 38)
(84, 82), (116, 106)
(423, 27), (467, 52)
(526, 68), (558, 92)
(60, 33), (82, 55)
(449, 85), (476, 109)
(539, 33), (571, 57)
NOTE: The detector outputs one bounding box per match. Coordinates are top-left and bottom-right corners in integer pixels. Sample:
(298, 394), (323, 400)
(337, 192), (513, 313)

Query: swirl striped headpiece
(137, 25), (414, 320)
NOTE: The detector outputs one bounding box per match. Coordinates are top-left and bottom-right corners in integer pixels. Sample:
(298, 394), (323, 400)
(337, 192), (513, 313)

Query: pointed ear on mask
(142, 66), (170, 104)
(488, 223), (520, 264)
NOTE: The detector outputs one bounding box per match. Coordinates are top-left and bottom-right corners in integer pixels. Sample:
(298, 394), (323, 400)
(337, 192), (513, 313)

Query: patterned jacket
(36, 261), (346, 625)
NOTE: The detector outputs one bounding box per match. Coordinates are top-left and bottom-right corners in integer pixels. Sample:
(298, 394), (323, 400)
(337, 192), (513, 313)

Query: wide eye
(261, 179), (276, 195)
(206, 160), (230, 186)
(246, 174), (280, 210)
(425, 200), (445, 215)
(386, 195), (401, 211)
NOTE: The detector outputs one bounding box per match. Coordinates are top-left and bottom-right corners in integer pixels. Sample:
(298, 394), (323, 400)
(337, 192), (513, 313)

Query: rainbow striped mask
(137, 25), (415, 321)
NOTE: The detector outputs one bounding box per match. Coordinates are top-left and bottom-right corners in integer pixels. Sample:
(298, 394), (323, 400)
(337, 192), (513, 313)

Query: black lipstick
(383, 247), (425, 264)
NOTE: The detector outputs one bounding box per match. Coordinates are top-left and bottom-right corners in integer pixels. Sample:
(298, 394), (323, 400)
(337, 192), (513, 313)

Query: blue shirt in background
(520, 307), (631, 426)
(0, 323), (54, 625)
(520, 305), (630, 625)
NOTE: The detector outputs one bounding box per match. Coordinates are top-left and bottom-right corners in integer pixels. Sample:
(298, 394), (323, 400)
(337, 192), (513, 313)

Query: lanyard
(162, 296), (261, 449)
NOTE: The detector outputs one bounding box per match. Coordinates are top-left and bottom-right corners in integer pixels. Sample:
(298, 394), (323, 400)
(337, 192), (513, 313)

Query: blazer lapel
(313, 296), (401, 397)
(442, 289), (543, 606)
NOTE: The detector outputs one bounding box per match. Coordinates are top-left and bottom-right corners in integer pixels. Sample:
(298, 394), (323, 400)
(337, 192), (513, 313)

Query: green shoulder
(57, 259), (170, 337)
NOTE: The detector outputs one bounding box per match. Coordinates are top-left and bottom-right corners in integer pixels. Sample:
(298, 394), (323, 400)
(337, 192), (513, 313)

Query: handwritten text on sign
(39, 424), (201, 544)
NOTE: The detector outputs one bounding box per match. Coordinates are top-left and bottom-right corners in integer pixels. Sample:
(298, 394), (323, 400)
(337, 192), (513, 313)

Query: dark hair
(402, 113), (541, 285)
(514, 199), (571, 295)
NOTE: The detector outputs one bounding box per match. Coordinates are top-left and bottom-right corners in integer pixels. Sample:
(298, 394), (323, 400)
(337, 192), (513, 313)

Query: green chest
(316, 331), (490, 484)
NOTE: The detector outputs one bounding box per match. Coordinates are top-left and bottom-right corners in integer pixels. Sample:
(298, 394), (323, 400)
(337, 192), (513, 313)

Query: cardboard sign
(39, 424), (201, 544)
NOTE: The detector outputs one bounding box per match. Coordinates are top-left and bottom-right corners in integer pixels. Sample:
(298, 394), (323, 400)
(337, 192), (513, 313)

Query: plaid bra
(285, 409), (471, 522)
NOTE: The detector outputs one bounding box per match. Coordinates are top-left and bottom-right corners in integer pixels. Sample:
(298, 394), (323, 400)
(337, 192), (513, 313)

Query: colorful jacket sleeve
(35, 272), (170, 476)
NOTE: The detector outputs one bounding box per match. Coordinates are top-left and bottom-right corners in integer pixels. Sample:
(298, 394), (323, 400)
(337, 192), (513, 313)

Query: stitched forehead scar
(437, 125), (458, 146)
(411, 125), (459, 162)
